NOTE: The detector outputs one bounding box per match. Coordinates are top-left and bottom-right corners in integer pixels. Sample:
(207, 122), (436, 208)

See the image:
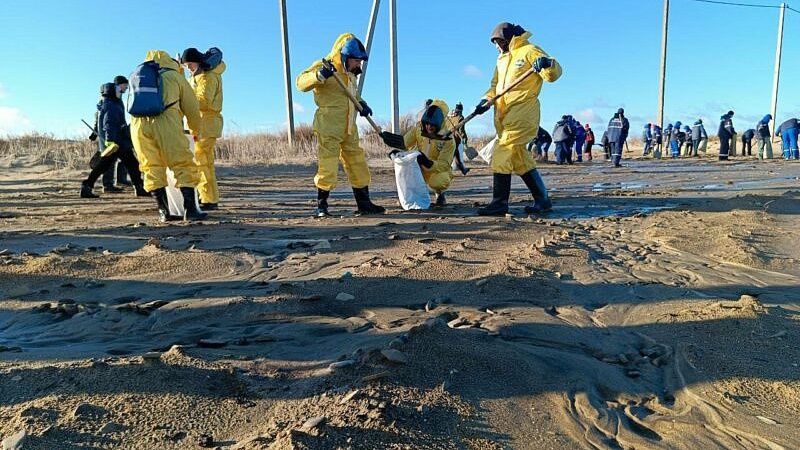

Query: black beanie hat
(113, 75), (128, 85)
(181, 47), (204, 64)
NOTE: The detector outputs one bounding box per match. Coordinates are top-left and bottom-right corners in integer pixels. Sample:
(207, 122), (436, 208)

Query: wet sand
(1, 151), (799, 449)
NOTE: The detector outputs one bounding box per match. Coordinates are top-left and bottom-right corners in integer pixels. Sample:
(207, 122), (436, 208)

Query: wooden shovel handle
(322, 59), (382, 134)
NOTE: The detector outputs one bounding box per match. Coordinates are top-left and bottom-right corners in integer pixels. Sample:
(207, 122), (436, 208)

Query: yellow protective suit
(296, 33), (371, 192)
(189, 61), (226, 204)
(131, 50), (203, 192)
(404, 100), (455, 194)
(485, 31), (562, 175)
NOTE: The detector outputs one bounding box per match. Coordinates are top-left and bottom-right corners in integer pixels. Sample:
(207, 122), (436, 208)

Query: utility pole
(278, 0), (294, 146)
(358, 0), (381, 96)
(389, 0), (400, 133)
(656, 0), (669, 136)
(770, 2), (786, 135)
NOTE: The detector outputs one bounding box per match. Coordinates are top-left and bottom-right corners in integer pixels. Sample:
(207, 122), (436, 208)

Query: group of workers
(297, 23), (560, 217)
(531, 116), (597, 166)
(79, 48), (226, 223)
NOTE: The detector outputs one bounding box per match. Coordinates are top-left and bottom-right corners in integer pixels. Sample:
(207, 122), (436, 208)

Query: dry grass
(1, 114), (496, 169)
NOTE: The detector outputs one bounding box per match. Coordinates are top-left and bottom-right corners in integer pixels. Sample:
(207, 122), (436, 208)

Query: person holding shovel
(296, 33), (385, 217)
(471, 22), (562, 216)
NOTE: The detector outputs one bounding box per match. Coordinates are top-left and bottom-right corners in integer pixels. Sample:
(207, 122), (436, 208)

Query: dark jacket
(574, 125), (586, 141)
(670, 122), (682, 143)
(552, 120), (573, 143)
(742, 129), (755, 141)
(601, 130), (609, 146)
(642, 125), (652, 141)
(535, 127), (552, 144)
(776, 118), (798, 135)
(606, 114), (625, 143)
(652, 126), (662, 142)
(718, 114), (735, 139)
(757, 114), (772, 139)
(98, 96), (132, 148)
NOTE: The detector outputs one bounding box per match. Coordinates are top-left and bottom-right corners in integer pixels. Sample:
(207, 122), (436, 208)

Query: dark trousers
(719, 134), (730, 160)
(611, 141), (623, 166)
(742, 139), (752, 156)
(85, 145), (142, 188)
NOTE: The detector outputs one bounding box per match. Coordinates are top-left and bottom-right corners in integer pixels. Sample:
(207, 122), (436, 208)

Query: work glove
(317, 63), (335, 81)
(533, 57), (553, 72)
(100, 141), (119, 158)
(88, 132), (97, 142)
(358, 100), (373, 117)
(473, 99), (491, 116)
(416, 153), (434, 169)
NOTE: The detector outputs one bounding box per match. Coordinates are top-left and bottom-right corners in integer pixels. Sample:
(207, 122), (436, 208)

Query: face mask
(350, 66), (363, 76)
(115, 85), (122, 98)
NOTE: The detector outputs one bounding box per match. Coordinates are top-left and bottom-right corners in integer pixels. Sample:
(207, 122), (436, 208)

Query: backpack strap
(158, 67), (179, 112)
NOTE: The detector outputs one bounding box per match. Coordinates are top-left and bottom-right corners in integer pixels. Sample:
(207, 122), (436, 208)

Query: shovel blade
(379, 131), (406, 150)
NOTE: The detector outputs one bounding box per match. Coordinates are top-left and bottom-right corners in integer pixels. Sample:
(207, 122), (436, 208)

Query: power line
(688, 0), (780, 8)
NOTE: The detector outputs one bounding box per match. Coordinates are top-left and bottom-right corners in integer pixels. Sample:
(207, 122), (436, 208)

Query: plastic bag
(478, 136), (497, 164)
(451, 142), (467, 172)
(391, 150), (430, 210)
(165, 135), (201, 217)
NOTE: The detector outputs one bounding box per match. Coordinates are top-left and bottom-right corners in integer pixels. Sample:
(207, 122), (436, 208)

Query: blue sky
(1, 0), (799, 139)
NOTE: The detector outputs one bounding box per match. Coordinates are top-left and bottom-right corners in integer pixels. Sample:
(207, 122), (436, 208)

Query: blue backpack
(203, 47), (223, 70)
(128, 61), (176, 117)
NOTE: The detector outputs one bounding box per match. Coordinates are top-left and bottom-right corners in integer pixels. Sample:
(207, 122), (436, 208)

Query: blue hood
(761, 114), (772, 124)
(674, 121), (682, 128)
(341, 37), (368, 67)
(694, 120), (702, 125)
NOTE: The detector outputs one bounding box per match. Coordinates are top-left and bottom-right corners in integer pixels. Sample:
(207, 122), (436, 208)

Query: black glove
(88, 132), (97, 142)
(533, 57), (552, 72)
(417, 153), (434, 169)
(359, 100), (372, 117)
(473, 99), (490, 116)
(317, 63), (335, 80)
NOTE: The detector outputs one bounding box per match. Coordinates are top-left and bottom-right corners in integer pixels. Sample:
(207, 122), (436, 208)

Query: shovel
(321, 59), (406, 150)
(442, 65), (541, 139)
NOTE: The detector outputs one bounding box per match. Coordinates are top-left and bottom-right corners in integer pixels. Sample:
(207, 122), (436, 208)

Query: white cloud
(575, 108), (601, 125)
(463, 65), (483, 79)
(0, 106), (33, 136)
(293, 102), (306, 114)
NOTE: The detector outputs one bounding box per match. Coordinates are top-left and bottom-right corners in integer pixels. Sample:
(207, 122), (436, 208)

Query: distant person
(601, 130), (611, 160)
(574, 119), (586, 163)
(182, 47), (226, 210)
(526, 126), (552, 162)
(80, 83), (148, 199)
(756, 114), (773, 159)
(691, 119), (707, 157)
(682, 126), (692, 156)
(130, 50), (206, 222)
(583, 123), (595, 161)
(741, 128), (755, 157)
(552, 115), (574, 165)
(404, 99), (455, 207)
(669, 121), (682, 158)
(102, 75), (133, 189)
(651, 123), (663, 158)
(446, 102), (470, 175)
(776, 117), (799, 160)
(642, 123), (652, 156)
(606, 108), (628, 167)
(564, 115), (577, 162)
(718, 111), (735, 161)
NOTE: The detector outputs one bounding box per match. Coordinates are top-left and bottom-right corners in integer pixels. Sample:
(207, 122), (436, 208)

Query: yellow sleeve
(403, 128), (418, 150)
(296, 61), (324, 92)
(430, 139), (455, 173)
(194, 73), (218, 112)
(527, 45), (562, 83)
(484, 66), (498, 99)
(180, 76), (203, 136)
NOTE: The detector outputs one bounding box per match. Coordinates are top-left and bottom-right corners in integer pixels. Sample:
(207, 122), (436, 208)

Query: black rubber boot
(80, 181), (99, 199)
(477, 173), (511, 216)
(316, 189), (331, 217)
(352, 186), (385, 215)
(434, 192), (447, 207)
(199, 203), (218, 210)
(133, 183), (151, 197)
(520, 169), (553, 214)
(181, 187), (207, 221)
(151, 188), (179, 223)
(103, 185), (124, 193)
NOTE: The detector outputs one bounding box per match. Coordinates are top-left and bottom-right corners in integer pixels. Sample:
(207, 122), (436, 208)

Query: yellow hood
(326, 33), (356, 74)
(145, 50), (180, 71)
(509, 31), (532, 51)
(210, 61), (226, 75)
(429, 99), (449, 117)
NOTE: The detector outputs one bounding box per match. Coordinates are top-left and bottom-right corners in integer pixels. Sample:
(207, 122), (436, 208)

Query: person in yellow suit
(296, 33), (385, 217)
(471, 22), (561, 216)
(403, 99), (455, 207)
(181, 47), (225, 210)
(130, 50), (206, 222)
